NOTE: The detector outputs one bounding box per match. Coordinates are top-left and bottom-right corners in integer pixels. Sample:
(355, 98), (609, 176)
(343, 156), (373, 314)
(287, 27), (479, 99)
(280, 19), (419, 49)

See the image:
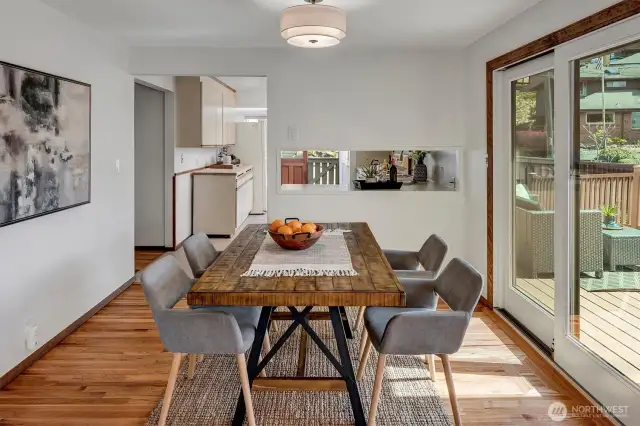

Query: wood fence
(529, 165), (640, 226)
(308, 157), (340, 185)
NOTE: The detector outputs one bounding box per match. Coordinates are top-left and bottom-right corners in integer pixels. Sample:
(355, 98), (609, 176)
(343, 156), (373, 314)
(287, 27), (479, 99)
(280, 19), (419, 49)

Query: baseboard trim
(134, 246), (171, 251)
(478, 295), (490, 309)
(0, 276), (137, 390)
(484, 307), (618, 426)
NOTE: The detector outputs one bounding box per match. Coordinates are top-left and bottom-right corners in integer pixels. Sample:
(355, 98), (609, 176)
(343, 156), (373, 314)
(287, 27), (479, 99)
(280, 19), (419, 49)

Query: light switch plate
(115, 159), (121, 174)
(288, 126), (299, 141)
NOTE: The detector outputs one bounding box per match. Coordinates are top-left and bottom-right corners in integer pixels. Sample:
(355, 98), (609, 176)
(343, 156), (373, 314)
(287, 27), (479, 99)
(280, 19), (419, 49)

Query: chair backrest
(183, 233), (219, 278)
(435, 258), (483, 314)
(417, 234), (448, 273)
(141, 255), (194, 314)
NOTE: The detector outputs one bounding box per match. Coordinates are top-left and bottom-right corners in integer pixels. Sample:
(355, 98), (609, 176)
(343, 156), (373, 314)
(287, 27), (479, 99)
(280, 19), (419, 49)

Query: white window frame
(585, 112), (615, 124)
(632, 111), (640, 130)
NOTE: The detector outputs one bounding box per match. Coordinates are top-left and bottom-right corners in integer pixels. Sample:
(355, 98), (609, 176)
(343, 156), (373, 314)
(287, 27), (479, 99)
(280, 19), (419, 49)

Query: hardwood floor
(0, 277), (605, 425)
(135, 250), (165, 273)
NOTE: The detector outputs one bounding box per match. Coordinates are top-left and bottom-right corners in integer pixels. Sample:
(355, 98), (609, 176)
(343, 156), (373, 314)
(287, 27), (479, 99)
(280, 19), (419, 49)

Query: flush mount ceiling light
(280, 0), (347, 48)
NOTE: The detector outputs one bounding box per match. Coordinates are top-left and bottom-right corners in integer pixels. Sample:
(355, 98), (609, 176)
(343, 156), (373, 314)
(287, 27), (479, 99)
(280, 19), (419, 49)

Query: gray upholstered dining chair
(356, 258), (482, 426)
(183, 232), (220, 279)
(356, 234), (448, 378)
(141, 255), (261, 426)
(383, 234), (448, 273)
(182, 233), (271, 356)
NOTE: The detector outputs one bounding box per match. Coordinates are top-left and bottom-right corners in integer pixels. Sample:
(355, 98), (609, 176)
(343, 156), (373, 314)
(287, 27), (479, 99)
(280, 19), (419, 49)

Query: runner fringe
(241, 268), (358, 277)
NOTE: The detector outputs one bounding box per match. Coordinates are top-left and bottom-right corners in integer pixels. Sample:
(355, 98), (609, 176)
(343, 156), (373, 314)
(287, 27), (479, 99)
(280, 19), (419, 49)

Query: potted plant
(358, 165), (378, 183)
(601, 204), (618, 227)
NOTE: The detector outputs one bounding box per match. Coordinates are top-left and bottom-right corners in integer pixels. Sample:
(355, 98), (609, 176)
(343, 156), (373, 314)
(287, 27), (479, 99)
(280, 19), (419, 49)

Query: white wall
(0, 0), (133, 376)
(130, 48), (467, 259)
(464, 0), (620, 296)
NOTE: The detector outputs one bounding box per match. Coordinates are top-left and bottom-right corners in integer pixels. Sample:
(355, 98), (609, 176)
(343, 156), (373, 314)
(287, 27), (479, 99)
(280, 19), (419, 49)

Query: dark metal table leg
(339, 306), (354, 339)
(329, 306), (366, 426)
(232, 306), (272, 426)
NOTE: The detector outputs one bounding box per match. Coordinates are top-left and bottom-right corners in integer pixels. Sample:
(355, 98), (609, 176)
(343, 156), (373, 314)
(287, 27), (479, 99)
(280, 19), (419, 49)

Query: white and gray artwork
(0, 62), (90, 227)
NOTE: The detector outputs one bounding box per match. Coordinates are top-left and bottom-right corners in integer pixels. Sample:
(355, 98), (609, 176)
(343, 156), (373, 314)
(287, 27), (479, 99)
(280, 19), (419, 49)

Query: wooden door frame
(485, 0), (640, 307)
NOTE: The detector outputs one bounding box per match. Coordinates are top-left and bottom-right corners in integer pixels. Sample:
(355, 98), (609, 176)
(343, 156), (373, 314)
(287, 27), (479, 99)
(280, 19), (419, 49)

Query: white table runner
(241, 230), (358, 277)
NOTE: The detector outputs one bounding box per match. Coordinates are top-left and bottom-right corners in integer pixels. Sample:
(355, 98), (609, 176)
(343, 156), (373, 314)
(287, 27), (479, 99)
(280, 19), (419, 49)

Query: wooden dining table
(188, 222), (406, 426)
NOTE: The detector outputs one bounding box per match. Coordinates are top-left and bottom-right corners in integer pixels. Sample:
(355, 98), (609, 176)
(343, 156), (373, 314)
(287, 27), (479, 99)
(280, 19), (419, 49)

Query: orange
(287, 220), (301, 229)
(277, 225), (293, 235)
(289, 221), (303, 233)
(303, 222), (317, 231)
(270, 219), (285, 233)
(301, 223), (316, 234)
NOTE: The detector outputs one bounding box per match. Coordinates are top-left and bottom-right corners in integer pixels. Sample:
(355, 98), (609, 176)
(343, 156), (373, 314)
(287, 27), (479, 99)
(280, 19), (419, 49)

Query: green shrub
(597, 147), (638, 163)
(608, 137), (628, 145)
(618, 158), (639, 164)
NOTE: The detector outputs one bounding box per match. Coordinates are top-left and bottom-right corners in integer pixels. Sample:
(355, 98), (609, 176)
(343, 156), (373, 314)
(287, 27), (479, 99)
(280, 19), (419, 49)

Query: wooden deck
(516, 278), (640, 385)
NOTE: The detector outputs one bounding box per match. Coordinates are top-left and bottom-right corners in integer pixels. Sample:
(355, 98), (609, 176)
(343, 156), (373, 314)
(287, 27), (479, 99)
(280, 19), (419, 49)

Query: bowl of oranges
(268, 217), (324, 250)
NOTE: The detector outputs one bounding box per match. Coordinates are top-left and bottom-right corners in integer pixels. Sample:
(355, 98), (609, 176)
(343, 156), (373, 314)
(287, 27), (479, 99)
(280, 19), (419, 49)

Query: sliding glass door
(496, 15), (640, 423)
(554, 16), (640, 422)
(499, 55), (555, 349)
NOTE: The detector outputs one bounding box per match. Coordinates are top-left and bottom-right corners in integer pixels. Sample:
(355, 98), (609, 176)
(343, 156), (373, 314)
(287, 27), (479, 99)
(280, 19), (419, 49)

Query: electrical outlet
(25, 324), (38, 351)
(181, 154), (184, 164)
(115, 159), (121, 174)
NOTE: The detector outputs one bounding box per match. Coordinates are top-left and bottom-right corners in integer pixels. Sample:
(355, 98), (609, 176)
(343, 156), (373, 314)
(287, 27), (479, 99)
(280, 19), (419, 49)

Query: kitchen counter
(193, 165), (253, 176)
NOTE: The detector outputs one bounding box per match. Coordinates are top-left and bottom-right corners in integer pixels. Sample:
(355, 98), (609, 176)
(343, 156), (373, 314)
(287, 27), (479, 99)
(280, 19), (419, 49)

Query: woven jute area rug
(146, 308), (452, 425)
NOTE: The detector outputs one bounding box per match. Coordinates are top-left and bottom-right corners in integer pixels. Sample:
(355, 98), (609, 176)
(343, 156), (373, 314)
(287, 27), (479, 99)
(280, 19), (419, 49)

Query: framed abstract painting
(0, 61), (91, 228)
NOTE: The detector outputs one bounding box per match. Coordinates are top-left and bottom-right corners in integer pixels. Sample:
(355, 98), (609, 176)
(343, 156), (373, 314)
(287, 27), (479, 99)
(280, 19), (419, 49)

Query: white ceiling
(41, 0), (543, 48)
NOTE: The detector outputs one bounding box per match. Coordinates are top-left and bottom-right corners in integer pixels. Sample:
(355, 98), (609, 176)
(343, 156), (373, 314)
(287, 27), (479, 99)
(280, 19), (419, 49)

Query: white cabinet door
(235, 179), (254, 228)
(201, 77), (223, 146)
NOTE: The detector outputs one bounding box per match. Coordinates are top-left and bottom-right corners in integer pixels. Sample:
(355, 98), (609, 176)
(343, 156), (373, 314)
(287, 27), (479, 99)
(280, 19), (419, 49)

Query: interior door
(554, 16), (640, 423)
(134, 83), (165, 247)
(497, 55), (556, 349)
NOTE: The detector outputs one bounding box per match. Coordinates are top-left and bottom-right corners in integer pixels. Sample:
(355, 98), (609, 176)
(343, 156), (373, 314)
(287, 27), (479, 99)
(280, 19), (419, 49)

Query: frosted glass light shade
(280, 5), (346, 48)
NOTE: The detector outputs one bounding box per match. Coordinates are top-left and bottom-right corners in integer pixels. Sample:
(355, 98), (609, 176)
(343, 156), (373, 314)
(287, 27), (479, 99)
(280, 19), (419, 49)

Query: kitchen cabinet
(175, 76), (236, 147)
(222, 88), (236, 146)
(192, 166), (254, 237)
(201, 77), (223, 146)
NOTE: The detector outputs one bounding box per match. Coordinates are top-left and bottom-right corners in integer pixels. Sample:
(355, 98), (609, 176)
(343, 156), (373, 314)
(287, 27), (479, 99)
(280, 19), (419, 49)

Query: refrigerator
(233, 121), (267, 214)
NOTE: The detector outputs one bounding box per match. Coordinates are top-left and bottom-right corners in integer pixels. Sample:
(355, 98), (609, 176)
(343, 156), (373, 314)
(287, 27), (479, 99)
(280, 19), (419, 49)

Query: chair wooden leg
(187, 354), (197, 379)
(357, 336), (372, 381)
(440, 354), (461, 426)
(368, 354), (386, 426)
(197, 354), (204, 363)
(257, 331), (271, 378)
(236, 354), (257, 426)
(358, 327), (369, 360)
(425, 354), (436, 381)
(263, 331), (271, 353)
(355, 306), (365, 328)
(159, 353), (182, 426)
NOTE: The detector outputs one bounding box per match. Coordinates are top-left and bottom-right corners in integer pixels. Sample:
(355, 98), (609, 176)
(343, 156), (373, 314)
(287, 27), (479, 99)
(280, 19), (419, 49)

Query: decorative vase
(413, 158), (428, 183)
(603, 214), (617, 227)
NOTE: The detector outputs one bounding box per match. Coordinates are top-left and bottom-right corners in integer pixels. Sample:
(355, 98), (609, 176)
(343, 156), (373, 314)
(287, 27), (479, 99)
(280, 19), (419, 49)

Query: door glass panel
(512, 70), (555, 315)
(572, 40), (640, 386)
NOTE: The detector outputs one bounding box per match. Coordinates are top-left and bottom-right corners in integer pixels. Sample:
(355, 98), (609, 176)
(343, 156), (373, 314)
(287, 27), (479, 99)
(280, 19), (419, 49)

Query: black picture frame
(0, 60), (91, 228)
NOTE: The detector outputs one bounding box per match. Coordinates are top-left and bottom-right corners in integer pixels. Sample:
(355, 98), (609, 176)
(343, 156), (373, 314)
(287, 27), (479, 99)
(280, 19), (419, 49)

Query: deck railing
(524, 161), (640, 227)
(308, 157), (340, 185)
